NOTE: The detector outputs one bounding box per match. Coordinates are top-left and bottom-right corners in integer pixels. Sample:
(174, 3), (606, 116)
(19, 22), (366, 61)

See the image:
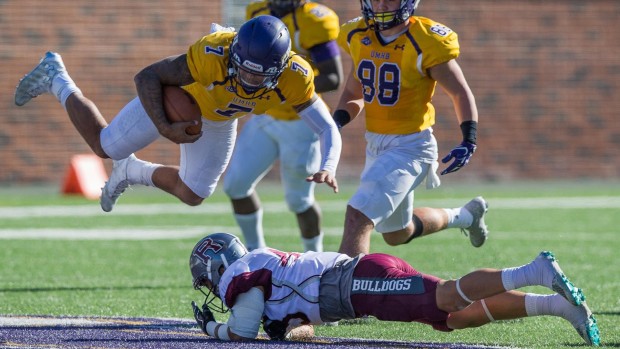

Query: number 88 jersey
(338, 16), (459, 135)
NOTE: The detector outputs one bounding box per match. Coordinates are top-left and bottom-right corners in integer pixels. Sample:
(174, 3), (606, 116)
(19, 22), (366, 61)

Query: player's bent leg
(100, 96), (161, 160)
(152, 166), (204, 206)
(338, 205), (374, 256)
(380, 207), (449, 246)
(228, 194), (266, 250)
(65, 93), (110, 158)
(296, 204), (321, 238)
(229, 194), (261, 214)
(381, 229), (413, 246)
(296, 204), (323, 252)
(447, 291), (526, 329)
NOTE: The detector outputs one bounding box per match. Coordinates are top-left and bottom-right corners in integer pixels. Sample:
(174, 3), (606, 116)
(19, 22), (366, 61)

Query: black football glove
(441, 140), (477, 175)
(263, 319), (288, 340)
(191, 300), (215, 335)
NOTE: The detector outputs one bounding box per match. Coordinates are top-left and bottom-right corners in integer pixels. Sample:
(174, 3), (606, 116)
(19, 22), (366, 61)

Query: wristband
(460, 120), (478, 144)
(332, 109), (351, 129)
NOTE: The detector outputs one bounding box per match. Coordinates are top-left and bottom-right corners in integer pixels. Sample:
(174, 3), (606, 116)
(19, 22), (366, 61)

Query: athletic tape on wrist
(206, 321), (230, 340)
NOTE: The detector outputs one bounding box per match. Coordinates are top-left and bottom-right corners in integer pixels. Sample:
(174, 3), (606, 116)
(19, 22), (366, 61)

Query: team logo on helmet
(242, 60), (264, 72)
(194, 238), (223, 262)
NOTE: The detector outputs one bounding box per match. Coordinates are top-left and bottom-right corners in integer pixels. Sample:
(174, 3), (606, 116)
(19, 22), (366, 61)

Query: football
(162, 85), (202, 135)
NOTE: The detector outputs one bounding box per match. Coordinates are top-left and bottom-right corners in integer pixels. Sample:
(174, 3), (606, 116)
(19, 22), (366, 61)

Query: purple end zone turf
(0, 315), (509, 349)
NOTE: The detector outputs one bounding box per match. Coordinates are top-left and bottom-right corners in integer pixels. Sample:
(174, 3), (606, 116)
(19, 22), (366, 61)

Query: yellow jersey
(338, 16), (460, 134)
(246, 1), (339, 121)
(183, 31), (315, 122)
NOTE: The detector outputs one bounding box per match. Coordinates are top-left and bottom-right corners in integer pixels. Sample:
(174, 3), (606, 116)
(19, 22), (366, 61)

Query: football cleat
(461, 196), (489, 247)
(567, 302), (601, 346)
(537, 251), (586, 306)
(15, 51), (66, 106)
(100, 154), (136, 212)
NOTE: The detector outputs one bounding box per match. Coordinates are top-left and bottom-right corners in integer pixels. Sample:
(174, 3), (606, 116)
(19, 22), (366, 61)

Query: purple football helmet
(228, 15), (291, 98)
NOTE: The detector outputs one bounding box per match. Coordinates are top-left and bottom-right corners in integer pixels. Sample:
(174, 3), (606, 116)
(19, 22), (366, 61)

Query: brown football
(162, 85), (202, 135)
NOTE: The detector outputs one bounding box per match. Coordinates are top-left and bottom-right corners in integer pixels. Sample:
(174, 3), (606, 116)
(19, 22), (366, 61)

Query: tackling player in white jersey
(188, 233), (600, 346)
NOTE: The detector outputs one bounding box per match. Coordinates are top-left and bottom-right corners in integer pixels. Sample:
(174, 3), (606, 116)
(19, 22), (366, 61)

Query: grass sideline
(1, 180), (618, 348)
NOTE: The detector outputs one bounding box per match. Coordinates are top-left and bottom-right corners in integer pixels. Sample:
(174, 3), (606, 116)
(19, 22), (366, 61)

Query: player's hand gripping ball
(163, 85), (202, 135)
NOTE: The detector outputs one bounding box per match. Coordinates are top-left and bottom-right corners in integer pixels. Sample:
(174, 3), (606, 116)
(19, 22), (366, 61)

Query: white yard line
(0, 196), (618, 240)
(1, 196), (619, 219)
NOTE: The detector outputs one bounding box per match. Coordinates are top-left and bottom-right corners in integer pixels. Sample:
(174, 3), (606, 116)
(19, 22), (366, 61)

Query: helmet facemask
(227, 15), (291, 99)
(189, 233), (248, 314)
(360, 0), (419, 32)
(268, 0), (303, 17)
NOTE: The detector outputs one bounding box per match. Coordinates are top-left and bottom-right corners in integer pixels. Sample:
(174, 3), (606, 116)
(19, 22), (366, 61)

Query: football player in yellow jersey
(222, 0), (343, 252)
(14, 15), (341, 213)
(333, 0), (489, 257)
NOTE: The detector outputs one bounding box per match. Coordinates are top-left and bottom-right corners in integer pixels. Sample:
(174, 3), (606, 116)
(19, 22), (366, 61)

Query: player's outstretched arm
(296, 94), (342, 193)
(430, 60), (479, 175)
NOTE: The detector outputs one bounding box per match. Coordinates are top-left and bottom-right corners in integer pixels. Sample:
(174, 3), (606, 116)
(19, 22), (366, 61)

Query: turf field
(0, 180), (618, 348)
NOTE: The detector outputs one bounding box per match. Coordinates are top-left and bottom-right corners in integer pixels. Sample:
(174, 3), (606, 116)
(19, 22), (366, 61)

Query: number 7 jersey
(338, 16), (460, 135)
(184, 31), (315, 122)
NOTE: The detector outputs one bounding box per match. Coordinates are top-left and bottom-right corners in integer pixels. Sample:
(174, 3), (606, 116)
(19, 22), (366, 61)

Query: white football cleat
(564, 301), (601, 346)
(100, 154), (136, 212)
(15, 51), (66, 106)
(536, 251), (585, 306)
(461, 196), (489, 247)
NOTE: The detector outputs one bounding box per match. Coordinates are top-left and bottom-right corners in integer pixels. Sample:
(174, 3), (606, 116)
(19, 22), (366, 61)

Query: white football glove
(210, 23), (236, 34)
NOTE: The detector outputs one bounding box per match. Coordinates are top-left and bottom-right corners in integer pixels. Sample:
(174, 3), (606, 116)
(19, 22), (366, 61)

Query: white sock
(525, 293), (554, 316)
(234, 209), (266, 250)
(51, 73), (81, 107)
(126, 157), (160, 187)
(443, 207), (474, 228)
(302, 231), (324, 252)
(525, 293), (577, 323)
(501, 256), (551, 291)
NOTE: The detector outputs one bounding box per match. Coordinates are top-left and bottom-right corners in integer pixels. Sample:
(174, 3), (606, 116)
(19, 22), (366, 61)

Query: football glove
(441, 141), (477, 175)
(263, 319), (288, 340)
(192, 300), (215, 335)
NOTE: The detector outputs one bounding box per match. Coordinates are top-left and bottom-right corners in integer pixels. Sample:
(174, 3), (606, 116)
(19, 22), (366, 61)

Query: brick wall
(1, 1), (618, 184)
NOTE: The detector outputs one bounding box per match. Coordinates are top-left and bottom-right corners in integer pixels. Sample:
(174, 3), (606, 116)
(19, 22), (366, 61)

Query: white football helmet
(189, 232), (248, 312)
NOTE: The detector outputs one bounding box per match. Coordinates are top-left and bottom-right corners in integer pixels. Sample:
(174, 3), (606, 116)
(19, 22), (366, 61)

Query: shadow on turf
(0, 315), (510, 349)
(0, 284), (184, 293)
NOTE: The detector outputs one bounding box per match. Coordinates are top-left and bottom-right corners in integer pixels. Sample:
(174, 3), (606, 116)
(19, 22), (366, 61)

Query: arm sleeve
(226, 287), (265, 339)
(309, 41), (341, 64)
(297, 97), (342, 174)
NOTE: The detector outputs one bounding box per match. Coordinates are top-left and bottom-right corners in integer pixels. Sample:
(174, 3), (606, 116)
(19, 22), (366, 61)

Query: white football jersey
(218, 248), (346, 324)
